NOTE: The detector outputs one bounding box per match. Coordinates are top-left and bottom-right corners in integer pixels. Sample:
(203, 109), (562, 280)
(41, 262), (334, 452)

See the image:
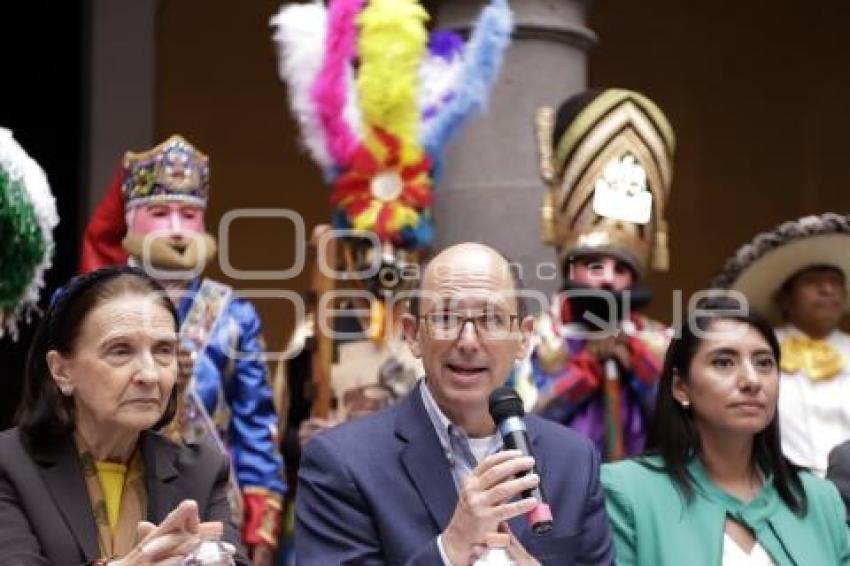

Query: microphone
(488, 386), (553, 535)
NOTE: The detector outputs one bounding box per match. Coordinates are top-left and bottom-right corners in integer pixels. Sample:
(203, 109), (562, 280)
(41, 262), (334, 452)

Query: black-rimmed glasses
(420, 312), (518, 340)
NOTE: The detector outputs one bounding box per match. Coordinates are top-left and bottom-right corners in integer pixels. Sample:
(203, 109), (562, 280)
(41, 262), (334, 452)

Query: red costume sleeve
(242, 488), (283, 548)
(551, 349), (603, 403)
(79, 166), (128, 273)
(626, 335), (662, 387)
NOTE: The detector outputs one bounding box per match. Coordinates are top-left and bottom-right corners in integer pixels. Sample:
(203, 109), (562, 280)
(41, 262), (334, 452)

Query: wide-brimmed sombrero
(712, 212), (850, 323)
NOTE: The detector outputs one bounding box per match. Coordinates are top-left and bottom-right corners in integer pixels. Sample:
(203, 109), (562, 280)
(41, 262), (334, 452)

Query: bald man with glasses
(295, 243), (613, 565)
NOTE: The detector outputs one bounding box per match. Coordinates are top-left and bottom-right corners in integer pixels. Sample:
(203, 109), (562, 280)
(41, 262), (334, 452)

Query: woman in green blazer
(601, 296), (850, 565)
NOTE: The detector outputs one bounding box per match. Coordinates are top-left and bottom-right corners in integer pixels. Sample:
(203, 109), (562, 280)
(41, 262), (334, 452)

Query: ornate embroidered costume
(518, 298), (669, 458)
(515, 89), (677, 460)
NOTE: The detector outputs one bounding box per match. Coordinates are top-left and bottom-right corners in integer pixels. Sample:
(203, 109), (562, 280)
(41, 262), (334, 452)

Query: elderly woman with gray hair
(0, 266), (246, 565)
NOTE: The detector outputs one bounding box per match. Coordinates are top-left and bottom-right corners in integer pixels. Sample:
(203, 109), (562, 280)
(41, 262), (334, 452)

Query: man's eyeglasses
(420, 312), (519, 340)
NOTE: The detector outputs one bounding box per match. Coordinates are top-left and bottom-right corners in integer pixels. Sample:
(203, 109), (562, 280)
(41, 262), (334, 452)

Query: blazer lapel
(141, 431), (182, 523)
(397, 383), (457, 531)
(32, 436), (100, 561)
(394, 385), (548, 541)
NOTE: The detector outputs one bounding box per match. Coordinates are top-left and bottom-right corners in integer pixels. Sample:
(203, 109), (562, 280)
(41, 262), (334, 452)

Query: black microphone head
(488, 386), (525, 425)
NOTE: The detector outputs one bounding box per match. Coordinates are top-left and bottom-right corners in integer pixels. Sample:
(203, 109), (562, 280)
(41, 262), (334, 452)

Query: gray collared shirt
(419, 380), (502, 489)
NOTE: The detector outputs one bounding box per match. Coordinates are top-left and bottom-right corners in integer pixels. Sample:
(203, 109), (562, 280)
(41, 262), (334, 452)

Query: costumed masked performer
(270, 0), (513, 456)
(0, 128), (59, 429)
(714, 212), (850, 476)
(270, 0), (512, 555)
(79, 136), (285, 561)
(515, 89), (676, 461)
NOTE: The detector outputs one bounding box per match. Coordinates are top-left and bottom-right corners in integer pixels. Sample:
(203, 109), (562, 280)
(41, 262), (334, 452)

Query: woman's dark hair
(18, 266), (180, 446)
(643, 294), (807, 515)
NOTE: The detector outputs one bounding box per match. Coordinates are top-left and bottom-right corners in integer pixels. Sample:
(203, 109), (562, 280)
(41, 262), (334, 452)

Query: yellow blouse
(95, 461), (127, 530)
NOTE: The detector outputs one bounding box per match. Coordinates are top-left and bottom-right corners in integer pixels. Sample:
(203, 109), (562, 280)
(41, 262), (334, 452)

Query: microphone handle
(495, 414), (554, 534)
(502, 430), (547, 505)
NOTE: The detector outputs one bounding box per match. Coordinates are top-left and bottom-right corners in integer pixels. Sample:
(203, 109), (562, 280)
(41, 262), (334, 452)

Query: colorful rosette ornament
(0, 128), (59, 339)
(271, 0), (513, 250)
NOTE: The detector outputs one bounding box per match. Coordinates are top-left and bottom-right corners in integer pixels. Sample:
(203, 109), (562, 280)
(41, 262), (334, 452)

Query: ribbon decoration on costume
(172, 279), (246, 529)
(780, 336), (845, 382)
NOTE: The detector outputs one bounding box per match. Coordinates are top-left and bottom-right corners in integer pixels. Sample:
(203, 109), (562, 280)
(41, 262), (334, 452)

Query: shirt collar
(420, 380), (454, 462)
(419, 381), (501, 465)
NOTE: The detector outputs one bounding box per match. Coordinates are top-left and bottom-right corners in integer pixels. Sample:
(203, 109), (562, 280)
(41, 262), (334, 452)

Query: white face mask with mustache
(123, 232), (217, 272)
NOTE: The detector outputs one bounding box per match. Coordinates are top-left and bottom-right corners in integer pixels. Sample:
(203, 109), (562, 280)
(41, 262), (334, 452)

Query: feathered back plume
(271, 0), (513, 250)
(419, 31), (466, 124)
(270, 2), (334, 172)
(357, 0), (429, 165)
(422, 0), (513, 163)
(311, 0), (363, 169)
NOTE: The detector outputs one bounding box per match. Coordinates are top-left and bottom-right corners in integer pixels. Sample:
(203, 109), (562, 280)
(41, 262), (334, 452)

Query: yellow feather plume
(357, 0), (428, 164)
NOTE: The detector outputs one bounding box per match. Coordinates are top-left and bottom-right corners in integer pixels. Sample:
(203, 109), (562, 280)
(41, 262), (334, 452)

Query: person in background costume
(270, 0), (513, 560)
(714, 212), (850, 476)
(0, 128), (59, 430)
(514, 89), (675, 461)
(79, 135), (285, 564)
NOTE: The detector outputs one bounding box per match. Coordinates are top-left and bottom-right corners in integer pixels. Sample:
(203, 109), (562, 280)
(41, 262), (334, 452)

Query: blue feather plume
(421, 0), (513, 165)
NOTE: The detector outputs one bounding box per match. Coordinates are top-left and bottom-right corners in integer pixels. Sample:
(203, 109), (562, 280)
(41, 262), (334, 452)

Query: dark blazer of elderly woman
(0, 266), (247, 565)
(601, 297), (850, 566)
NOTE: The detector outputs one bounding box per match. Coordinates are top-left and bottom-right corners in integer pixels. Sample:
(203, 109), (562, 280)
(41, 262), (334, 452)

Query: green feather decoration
(0, 128), (58, 340)
(0, 167), (45, 309)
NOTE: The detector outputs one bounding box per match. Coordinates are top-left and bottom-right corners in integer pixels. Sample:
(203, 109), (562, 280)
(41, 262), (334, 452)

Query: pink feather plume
(311, 0), (363, 169)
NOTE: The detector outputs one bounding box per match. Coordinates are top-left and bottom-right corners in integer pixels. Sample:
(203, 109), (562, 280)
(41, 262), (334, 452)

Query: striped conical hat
(535, 89), (676, 278)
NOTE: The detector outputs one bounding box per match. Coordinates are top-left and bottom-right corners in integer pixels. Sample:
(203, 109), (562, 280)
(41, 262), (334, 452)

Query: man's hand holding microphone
(441, 387), (550, 566)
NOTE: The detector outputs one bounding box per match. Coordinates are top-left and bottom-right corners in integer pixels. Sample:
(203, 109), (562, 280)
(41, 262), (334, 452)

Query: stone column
(84, 0), (155, 217)
(431, 0), (595, 306)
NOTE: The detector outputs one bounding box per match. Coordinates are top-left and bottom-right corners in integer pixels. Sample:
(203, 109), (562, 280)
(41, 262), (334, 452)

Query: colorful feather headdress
(0, 128), (59, 340)
(271, 0), (513, 250)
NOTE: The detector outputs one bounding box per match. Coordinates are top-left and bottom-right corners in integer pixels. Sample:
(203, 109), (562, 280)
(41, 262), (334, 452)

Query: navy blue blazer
(295, 382), (613, 565)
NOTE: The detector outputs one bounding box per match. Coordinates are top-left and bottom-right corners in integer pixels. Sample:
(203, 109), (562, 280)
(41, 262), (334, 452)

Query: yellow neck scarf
(780, 336), (844, 381)
(95, 460), (127, 530)
(75, 434), (147, 559)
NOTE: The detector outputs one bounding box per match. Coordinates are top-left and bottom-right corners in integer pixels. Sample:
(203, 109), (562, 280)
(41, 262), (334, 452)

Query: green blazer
(601, 456), (850, 566)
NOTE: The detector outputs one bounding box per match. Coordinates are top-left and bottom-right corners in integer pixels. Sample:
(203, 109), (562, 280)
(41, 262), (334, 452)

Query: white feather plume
(270, 2), (334, 171)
